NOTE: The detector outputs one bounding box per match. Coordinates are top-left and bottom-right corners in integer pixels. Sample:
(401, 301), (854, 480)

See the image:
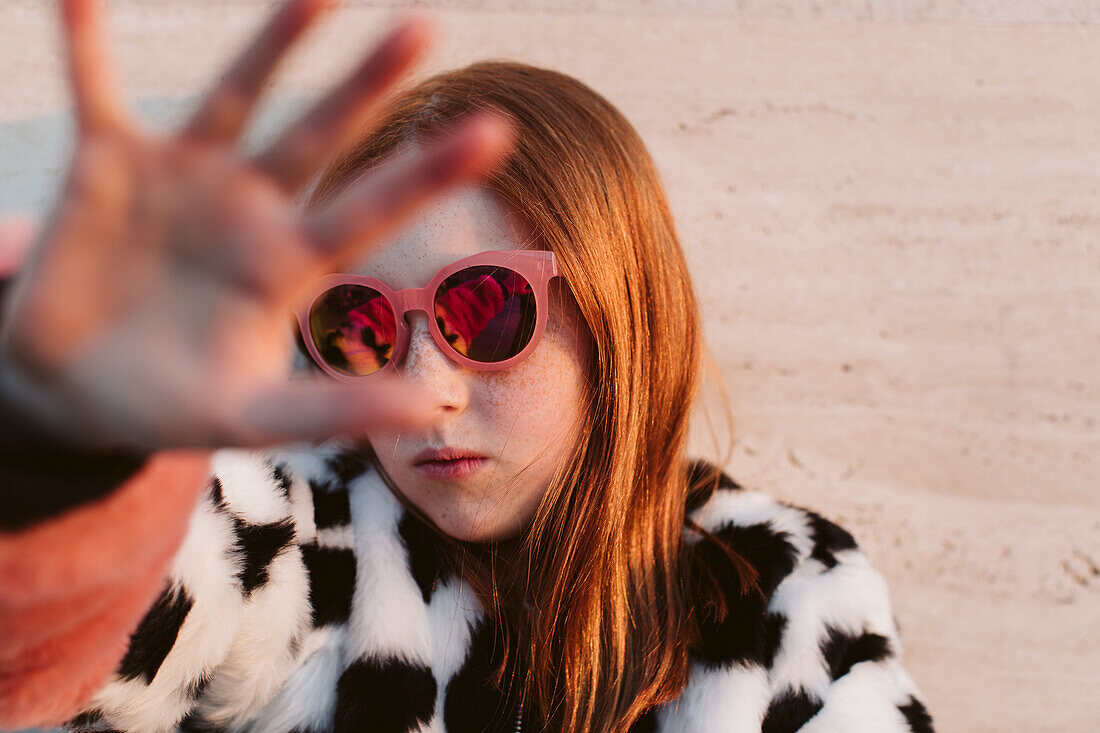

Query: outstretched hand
(0, 0), (513, 453)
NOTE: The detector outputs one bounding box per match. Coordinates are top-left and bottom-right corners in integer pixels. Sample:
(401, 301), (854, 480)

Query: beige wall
(2, 2), (1097, 731)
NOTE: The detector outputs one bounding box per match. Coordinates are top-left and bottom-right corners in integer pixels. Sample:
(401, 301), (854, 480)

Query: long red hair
(309, 61), (757, 732)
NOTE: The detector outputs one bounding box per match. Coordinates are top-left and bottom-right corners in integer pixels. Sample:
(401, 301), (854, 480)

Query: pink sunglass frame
(295, 249), (561, 383)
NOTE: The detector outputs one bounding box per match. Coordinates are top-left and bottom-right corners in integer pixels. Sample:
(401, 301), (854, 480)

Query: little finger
(60, 0), (128, 134)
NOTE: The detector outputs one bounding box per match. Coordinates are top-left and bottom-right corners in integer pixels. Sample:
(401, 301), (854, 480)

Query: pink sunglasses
(295, 250), (561, 382)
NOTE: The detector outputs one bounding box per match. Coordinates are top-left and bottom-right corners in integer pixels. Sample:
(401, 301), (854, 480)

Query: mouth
(412, 448), (488, 481)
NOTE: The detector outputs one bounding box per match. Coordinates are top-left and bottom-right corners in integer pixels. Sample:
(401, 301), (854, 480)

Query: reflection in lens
(309, 285), (395, 376)
(434, 266), (536, 363)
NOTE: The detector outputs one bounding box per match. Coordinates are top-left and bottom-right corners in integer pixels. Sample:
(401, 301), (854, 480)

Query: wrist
(0, 354), (84, 451)
(0, 357), (152, 531)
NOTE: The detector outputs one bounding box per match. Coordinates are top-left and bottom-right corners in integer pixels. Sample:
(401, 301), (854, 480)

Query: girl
(0, 1), (934, 731)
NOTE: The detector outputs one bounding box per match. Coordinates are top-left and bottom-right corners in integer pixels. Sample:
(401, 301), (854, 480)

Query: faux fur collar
(67, 439), (934, 733)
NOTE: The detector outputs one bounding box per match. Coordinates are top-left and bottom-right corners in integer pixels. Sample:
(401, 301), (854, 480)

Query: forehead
(345, 185), (535, 289)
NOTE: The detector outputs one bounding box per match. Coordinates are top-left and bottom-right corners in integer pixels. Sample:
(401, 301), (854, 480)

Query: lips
(412, 448), (488, 481)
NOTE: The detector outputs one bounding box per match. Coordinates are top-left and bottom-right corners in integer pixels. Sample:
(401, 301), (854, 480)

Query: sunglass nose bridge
(391, 287), (436, 319)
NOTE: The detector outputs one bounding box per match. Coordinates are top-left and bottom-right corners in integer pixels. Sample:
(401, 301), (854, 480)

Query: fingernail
(384, 14), (436, 61)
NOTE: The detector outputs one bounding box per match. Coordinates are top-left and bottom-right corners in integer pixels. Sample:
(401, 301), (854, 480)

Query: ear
(0, 216), (35, 279)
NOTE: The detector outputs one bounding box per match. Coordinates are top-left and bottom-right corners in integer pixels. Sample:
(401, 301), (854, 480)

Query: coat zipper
(514, 698), (523, 733)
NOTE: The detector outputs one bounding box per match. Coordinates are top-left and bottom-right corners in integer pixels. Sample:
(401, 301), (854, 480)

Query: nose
(397, 312), (469, 416)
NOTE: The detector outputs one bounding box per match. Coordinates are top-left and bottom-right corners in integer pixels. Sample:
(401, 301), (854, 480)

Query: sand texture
(1, 2), (1097, 731)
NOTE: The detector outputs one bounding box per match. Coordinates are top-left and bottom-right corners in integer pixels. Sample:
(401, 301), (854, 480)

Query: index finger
(302, 113), (515, 263)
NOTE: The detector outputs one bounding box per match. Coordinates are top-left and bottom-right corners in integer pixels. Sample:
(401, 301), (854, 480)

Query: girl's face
(349, 185), (591, 542)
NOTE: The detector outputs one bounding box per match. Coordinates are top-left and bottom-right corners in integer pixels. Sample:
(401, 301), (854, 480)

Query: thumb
(0, 216), (36, 279)
(232, 377), (435, 448)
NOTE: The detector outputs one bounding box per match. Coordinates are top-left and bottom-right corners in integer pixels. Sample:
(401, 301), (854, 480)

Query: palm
(0, 0), (511, 452)
(38, 140), (307, 449)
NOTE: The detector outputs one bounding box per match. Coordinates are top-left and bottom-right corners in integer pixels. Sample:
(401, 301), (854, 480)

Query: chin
(381, 471), (534, 544)
(432, 510), (524, 544)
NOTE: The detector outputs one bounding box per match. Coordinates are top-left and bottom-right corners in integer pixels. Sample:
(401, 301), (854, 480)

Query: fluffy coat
(63, 438), (934, 733)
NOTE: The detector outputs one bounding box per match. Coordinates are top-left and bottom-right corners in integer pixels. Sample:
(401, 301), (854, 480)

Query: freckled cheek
(365, 313), (589, 470)
(480, 329), (588, 459)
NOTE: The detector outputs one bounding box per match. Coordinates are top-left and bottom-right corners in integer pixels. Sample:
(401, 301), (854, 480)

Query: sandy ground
(1, 2), (1098, 731)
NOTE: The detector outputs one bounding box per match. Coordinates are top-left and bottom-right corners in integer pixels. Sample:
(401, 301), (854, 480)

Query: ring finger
(181, 0), (332, 145)
(251, 16), (434, 193)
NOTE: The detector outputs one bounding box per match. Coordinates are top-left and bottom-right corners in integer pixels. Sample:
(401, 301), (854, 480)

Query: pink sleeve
(0, 448), (213, 729)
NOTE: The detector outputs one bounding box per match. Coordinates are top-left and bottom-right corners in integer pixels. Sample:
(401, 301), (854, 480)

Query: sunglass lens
(308, 285), (396, 376)
(434, 266), (537, 363)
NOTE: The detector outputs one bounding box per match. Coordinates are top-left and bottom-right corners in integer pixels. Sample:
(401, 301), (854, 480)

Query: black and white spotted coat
(65, 439), (935, 733)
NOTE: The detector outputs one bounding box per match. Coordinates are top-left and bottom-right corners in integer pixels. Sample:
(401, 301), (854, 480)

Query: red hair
(310, 61), (757, 732)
